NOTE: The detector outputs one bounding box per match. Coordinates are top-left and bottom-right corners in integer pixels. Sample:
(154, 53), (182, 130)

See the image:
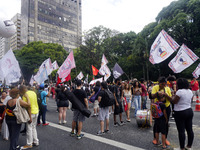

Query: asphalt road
(1, 97), (200, 150)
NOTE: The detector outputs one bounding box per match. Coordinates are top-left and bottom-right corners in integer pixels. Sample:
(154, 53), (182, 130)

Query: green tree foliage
(14, 41), (68, 82)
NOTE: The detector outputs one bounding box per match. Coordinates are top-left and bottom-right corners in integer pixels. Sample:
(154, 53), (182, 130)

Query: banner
(102, 65), (111, 81)
(39, 58), (52, 75)
(52, 60), (59, 71)
(149, 29), (180, 64)
(92, 65), (99, 76)
(57, 51), (76, 79)
(169, 44), (199, 73)
(192, 64), (200, 79)
(89, 77), (103, 85)
(113, 63), (124, 79)
(77, 71), (84, 80)
(0, 49), (21, 84)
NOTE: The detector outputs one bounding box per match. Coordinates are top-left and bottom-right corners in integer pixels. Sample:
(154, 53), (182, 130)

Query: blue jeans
(134, 95), (141, 116)
(6, 119), (21, 150)
(141, 96), (147, 109)
(37, 105), (47, 124)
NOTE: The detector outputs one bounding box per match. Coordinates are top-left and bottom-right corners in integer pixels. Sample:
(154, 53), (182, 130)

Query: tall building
(21, 0), (82, 51)
(10, 13), (21, 51)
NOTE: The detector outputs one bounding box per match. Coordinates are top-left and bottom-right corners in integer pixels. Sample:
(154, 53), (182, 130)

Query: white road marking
(48, 121), (144, 150)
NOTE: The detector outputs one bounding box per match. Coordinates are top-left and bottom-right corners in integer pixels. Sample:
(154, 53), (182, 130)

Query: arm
(22, 93), (32, 123)
(171, 95), (180, 104)
(88, 91), (95, 99)
(84, 98), (88, 109)
(46, 87), (51, 97)
(113, 92), (119, 106)
(163, 109), (168, 123)
(139, 87), (142, 94)
(98, 96), (102, 103)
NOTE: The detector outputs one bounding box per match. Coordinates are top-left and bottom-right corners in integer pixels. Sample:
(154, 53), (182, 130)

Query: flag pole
(124, 72), (130, 81)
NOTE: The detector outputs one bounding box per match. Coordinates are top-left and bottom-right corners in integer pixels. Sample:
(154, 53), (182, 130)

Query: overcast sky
(0, 0), (176, 33)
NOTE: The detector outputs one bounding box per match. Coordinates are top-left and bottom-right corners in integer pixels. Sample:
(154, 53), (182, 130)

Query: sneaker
(165, 139), (170, 146)
(120, 121), (125, 126)
(42, 123), (49, 126)
(21, 145), (32, 149)
(126, 119), (131, 122)
(77, 134), (84, 139)
(92, 114), (97, 117)
(63, 120), (67, 124)
(114, 122), (119, 127)
(70, 132), (76, 137)
(58, 121), (62, 124)
(32, 142), (39, 146)
(97, 131), (105, 136)
(185, 147), (192, 150)
(37, 123), (41, 126)
(105, 129), (110, 133)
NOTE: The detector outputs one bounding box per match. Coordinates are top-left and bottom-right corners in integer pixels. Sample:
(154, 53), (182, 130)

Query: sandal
(162, 146), (169, 149)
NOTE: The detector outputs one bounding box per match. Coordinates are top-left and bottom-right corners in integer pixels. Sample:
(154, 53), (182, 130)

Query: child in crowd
(154, 94), (168, 149)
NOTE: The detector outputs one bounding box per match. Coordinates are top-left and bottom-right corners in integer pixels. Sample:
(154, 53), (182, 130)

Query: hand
(28, 118), (32, 124)
(116, 102), (119, 107)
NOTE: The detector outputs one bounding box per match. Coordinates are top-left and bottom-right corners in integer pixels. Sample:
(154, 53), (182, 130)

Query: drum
(136, 109), (152, 127)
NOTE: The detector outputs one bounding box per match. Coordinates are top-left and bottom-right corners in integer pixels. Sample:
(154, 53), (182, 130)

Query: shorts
(154, 119), (166, 135)
(114, 102), (123, 115)
(192, 90), (199, 97)
(93, 100), (99, 109)
(73, 109), (85, 122)
(57, 100), (69, 107)
(98, 107), (109, 121)
(126, 97), (131, 103)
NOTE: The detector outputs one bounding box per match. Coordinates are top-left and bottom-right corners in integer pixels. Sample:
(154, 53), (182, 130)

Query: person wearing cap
(37, 83), (51, 126)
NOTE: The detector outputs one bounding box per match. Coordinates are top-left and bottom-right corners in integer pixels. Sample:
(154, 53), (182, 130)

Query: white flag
(102, 65), (111, 81)
(77, 71), (84, 80)
(89, 77), (103, 85)
(52, 60), (59, 71)
(169, 44), (199, 73)
(0, 49), (21, 84)
(192, 64), (200, 79)
(39, 58), (52, 75)
(34, 67), (48, 84)
(29, 75), (35, 86)
(149, 29), (180, 64)
(101, 54), (108, 66)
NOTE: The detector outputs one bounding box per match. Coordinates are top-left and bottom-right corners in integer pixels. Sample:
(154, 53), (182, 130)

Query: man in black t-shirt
(70, 80), (88, 140)
(97, 82), (110, 135)
(113, 79), (125, 126)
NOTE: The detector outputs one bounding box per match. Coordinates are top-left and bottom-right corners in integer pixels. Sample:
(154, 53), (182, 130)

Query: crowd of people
(0, 75), (197, 150)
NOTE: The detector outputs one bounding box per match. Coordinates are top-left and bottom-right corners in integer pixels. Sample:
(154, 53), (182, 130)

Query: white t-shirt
(174, 89), (193, 111)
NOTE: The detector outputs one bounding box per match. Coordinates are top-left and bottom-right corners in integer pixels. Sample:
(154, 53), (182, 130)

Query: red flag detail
(56, 74), (71, 86)
(92, 65), (99, 76)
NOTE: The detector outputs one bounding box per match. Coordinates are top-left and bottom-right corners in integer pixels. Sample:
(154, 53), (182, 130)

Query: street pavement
(1, 97), (200, 150)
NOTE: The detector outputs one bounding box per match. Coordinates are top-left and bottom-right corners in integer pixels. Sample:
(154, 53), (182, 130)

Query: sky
(0, 0), (176, 34)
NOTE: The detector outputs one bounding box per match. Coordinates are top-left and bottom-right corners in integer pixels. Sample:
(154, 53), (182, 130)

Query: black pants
(174, 108), (194, 149)
(6, 119), (21, 150)
(153, 105), (171, 138)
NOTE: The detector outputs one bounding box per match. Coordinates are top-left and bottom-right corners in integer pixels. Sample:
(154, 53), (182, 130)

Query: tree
(14, 41), (68, 82)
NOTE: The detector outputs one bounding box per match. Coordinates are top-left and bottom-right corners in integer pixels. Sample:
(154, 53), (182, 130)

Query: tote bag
(13, 98), (30, 124)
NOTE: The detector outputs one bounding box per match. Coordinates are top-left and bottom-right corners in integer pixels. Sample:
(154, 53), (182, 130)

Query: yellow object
(23, 91), (39, 114)
(151, 85), (172, 107)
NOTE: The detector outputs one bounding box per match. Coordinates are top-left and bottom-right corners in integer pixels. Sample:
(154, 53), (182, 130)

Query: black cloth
(57, 91), (69, 107)
(174, 108), (194, 149)
(72, 89), (87, 109)
(94, 86), (100, 100)
(114, 102), (123, 115)
(108, 85), (114, 93)
(113, 85), (120, 102)
(98, 90), (106, 108)
(55, 88), (61, 101)
(0, 100), (5, 114)
(5, 104), (16, 121)
(154, 103), (167, 135)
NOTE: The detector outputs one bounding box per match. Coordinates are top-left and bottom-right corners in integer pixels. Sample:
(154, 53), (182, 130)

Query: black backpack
(103, 89), (115, 107)
(37, 90), (42, 109)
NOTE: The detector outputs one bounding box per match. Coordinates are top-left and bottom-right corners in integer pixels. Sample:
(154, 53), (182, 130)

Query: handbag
(13, 98), (30, 124)
(89, 87), (101, 103)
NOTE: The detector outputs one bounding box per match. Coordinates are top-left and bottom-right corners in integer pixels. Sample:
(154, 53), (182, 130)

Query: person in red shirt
(190, 77), (199, 102)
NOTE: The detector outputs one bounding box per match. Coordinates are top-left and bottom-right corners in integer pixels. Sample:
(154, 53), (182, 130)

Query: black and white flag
(113, 63), (124, 79)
